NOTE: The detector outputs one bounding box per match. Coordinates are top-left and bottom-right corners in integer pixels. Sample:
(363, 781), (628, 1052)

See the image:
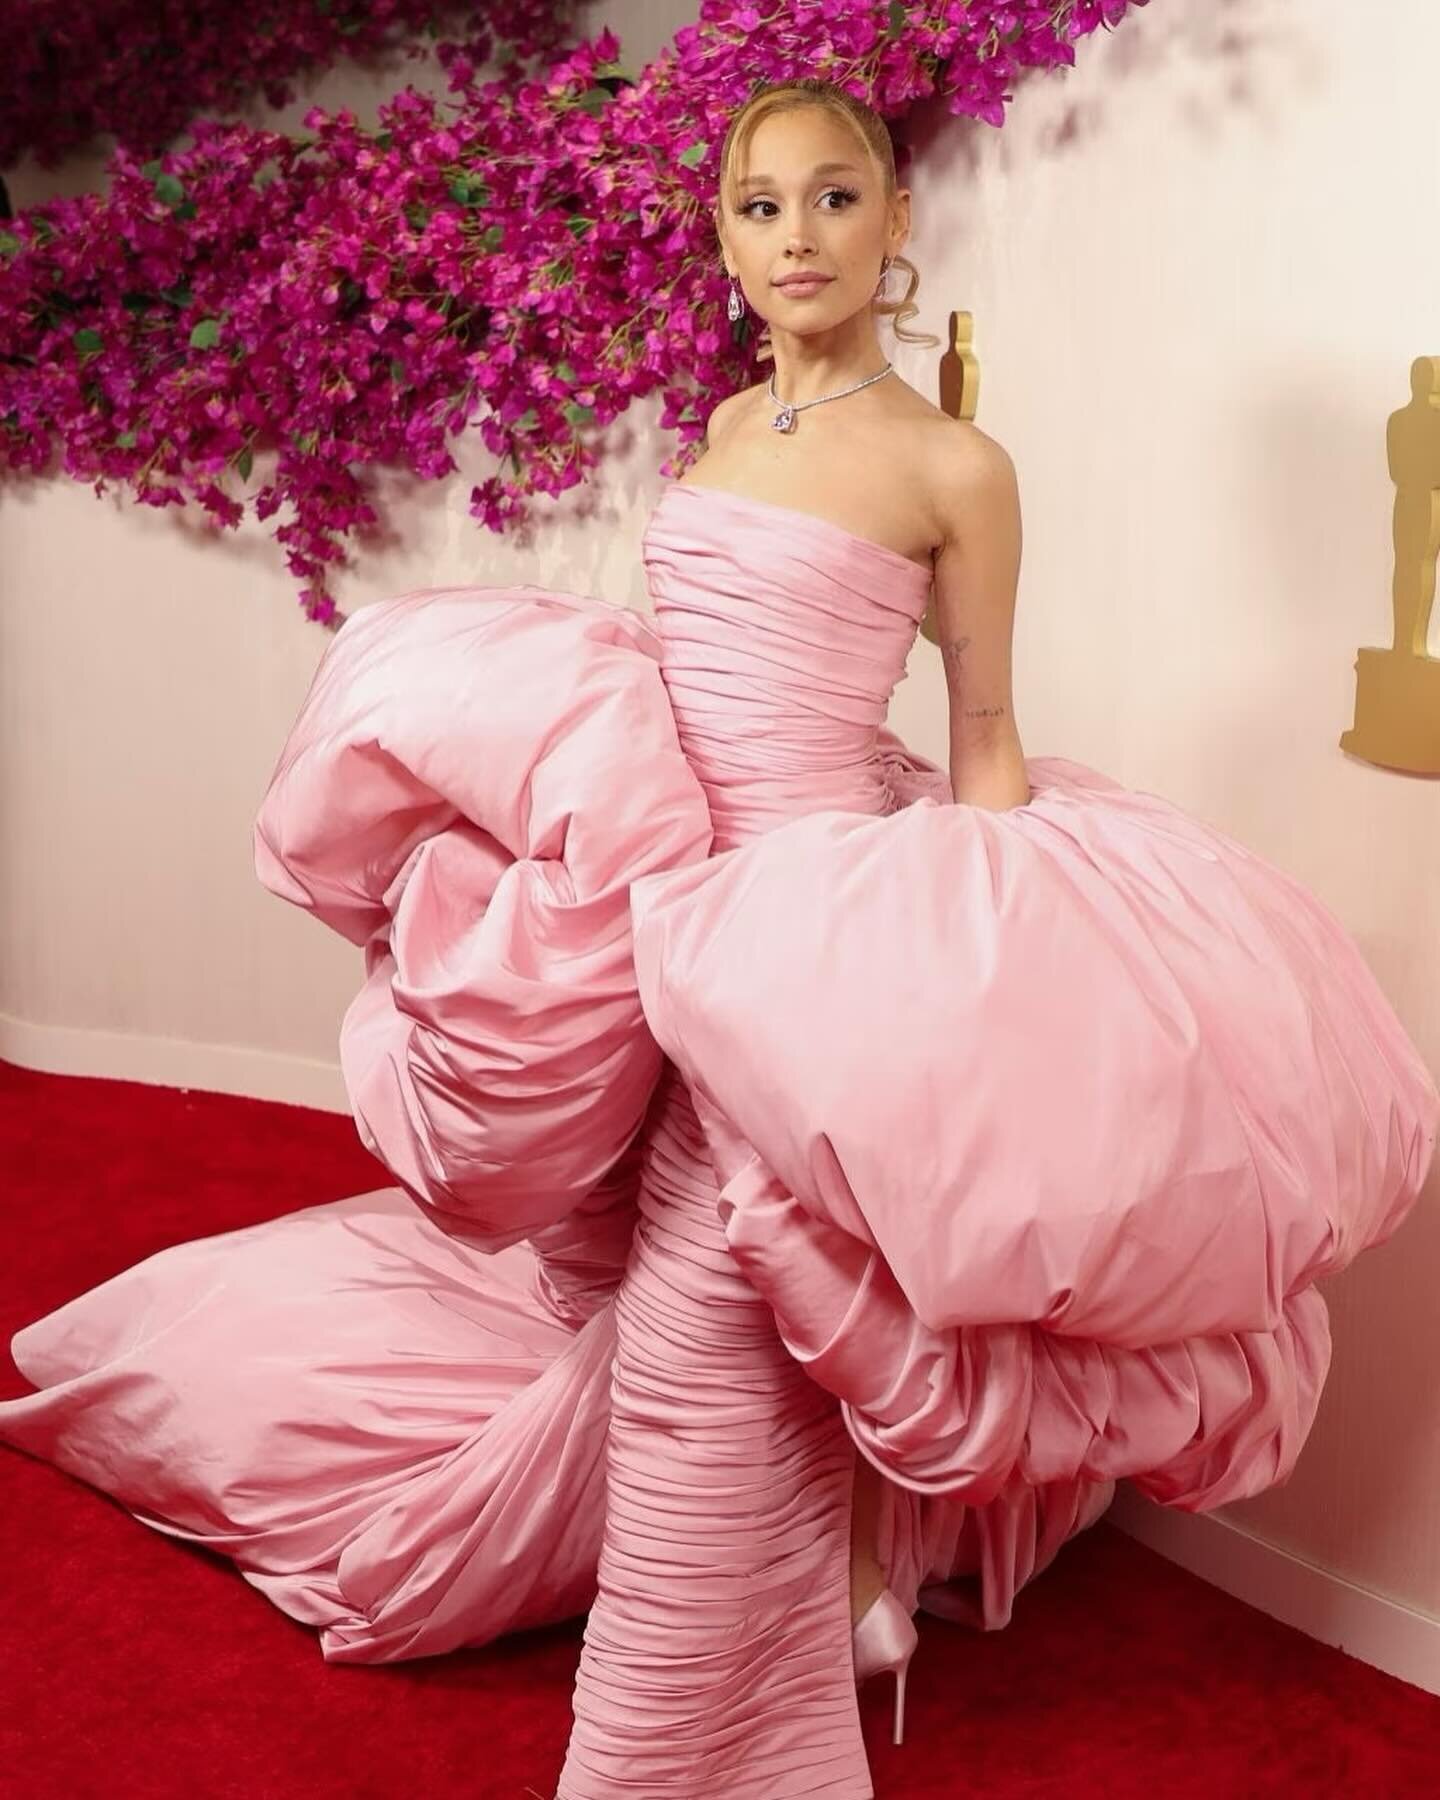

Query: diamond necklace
(767, 361), (895, 433)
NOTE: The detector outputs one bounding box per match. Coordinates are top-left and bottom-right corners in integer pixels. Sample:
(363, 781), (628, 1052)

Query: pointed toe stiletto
(851, 1587), (919, 1747)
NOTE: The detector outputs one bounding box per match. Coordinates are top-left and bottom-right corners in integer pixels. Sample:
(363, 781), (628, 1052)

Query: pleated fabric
(559, 1067), (870, 1798)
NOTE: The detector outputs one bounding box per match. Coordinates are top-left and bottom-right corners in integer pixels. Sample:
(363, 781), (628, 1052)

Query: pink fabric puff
(628, 756), (1439, 1510)
(252, 584), (713, 1252)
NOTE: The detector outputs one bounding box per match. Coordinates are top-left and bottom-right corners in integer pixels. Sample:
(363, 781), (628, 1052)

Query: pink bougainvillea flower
(0, 1), (1149, 623)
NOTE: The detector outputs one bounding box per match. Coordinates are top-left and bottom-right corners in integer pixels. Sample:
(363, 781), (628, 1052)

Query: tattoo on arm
(939, 635), (970, 695)
(939, 634), (1007, 722)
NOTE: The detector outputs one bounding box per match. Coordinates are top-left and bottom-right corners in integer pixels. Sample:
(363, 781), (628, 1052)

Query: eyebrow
(733, 161), (863, 190)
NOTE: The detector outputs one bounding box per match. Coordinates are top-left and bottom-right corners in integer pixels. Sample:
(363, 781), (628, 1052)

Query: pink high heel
(851, 1587), (919, 1747)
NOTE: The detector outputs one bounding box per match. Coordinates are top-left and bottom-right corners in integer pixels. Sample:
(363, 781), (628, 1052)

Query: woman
(2, 78), (1435, 1800)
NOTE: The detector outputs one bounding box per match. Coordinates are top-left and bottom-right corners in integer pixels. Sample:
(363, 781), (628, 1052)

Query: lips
(774, 275), (832, 292)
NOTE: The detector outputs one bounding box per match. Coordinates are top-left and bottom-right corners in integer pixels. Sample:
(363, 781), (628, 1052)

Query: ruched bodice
(643, 482), (933, 848)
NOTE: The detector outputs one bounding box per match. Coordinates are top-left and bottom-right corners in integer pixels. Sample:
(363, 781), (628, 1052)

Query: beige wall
(4, 0), (1438, 1677)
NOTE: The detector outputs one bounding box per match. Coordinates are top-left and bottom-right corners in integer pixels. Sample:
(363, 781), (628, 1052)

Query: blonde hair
(715, 77), (941, 360)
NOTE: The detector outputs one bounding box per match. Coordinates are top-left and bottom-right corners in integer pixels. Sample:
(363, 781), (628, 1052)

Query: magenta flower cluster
(0, 0), (1147, 625)
(0, 1), (575, 171)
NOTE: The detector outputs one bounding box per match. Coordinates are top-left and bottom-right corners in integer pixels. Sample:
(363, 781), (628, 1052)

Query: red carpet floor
(2, 1056), (1438, 1798)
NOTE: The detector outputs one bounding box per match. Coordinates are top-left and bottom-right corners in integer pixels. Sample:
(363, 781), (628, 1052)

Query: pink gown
(2, 480), (1436, 1797)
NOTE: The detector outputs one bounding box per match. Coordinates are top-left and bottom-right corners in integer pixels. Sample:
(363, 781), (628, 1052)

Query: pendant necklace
(767, 362), (894, 434)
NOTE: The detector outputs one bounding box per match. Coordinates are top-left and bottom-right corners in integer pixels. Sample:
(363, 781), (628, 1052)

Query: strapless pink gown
(2, 482), (1435, 1797)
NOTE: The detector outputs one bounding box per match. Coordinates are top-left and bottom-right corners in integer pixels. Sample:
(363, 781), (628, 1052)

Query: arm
(929, 429), (1031, 811)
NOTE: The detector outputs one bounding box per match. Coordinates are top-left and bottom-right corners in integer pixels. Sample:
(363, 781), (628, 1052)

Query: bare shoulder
(922, 416), (1019, 538)
(910, 417), (1015, 558)
(703, 384), (764, 447)
(867, 385), (1018, 550)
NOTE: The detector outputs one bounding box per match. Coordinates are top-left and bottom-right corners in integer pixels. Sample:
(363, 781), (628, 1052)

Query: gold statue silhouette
(921, 310), (980, 647)
(1340, 355), (1440, 773)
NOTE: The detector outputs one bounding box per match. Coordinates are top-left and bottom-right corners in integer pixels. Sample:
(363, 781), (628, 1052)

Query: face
(718, 107), (910, 334)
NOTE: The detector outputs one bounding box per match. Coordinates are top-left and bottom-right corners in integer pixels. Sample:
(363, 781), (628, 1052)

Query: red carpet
(2, 1056), (1437, 1797)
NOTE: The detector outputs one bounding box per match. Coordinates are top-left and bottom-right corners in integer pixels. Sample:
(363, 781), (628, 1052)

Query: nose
(782, 215), (817, 255)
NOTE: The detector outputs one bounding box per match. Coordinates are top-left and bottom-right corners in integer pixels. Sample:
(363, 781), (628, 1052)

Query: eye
(739, 185), (860, 220)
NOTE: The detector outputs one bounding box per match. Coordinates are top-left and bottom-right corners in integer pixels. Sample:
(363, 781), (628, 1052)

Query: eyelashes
(738, 185), (861, 220)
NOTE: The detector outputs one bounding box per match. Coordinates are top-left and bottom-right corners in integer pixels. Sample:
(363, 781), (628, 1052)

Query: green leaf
(189, 318), (221, 349)
(141, 159), (164, 179)
(172, 200), (197, 222)
(562, 401), (595, 430)
(161, 283), (193, 308)
(373, 131), (393, 151)
(677, 141), (708, 169)
(513, 408), (539, 433)
(388, 357), (406, 381)
(886, 0), (907, 37)
(555, 360), (577, 384)
(237, 447), (253, 481)
(405, 202), (431, 232)
(564, 214), (590, 241)
(115, 428), (137, 448)
(0, 232), (19, 256)
(154, 173), (185, 206)
(575, 86), (611, 116)
(478, 223), (503, 252)
(73, 328), (103, 353)
(447, 175), (491, 207)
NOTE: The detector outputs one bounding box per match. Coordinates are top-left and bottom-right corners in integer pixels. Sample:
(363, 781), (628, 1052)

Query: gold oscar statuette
(921, 309), (981, 646)
(1340, 355), (1440, 774)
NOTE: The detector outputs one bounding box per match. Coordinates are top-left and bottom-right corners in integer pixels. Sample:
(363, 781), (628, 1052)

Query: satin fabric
(2, 480), (1435, 1797)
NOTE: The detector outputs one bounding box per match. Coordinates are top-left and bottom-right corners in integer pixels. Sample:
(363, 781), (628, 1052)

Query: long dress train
(1, 479), (1434, 1795)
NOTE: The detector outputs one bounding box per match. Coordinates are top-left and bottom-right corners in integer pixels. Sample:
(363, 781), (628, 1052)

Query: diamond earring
(727, 274), (744, 322)
(874, 256), (893, 300)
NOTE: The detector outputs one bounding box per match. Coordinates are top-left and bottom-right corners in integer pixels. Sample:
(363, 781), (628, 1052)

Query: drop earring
(874, 256), (893, 300)
(727, 274), (744, 322)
